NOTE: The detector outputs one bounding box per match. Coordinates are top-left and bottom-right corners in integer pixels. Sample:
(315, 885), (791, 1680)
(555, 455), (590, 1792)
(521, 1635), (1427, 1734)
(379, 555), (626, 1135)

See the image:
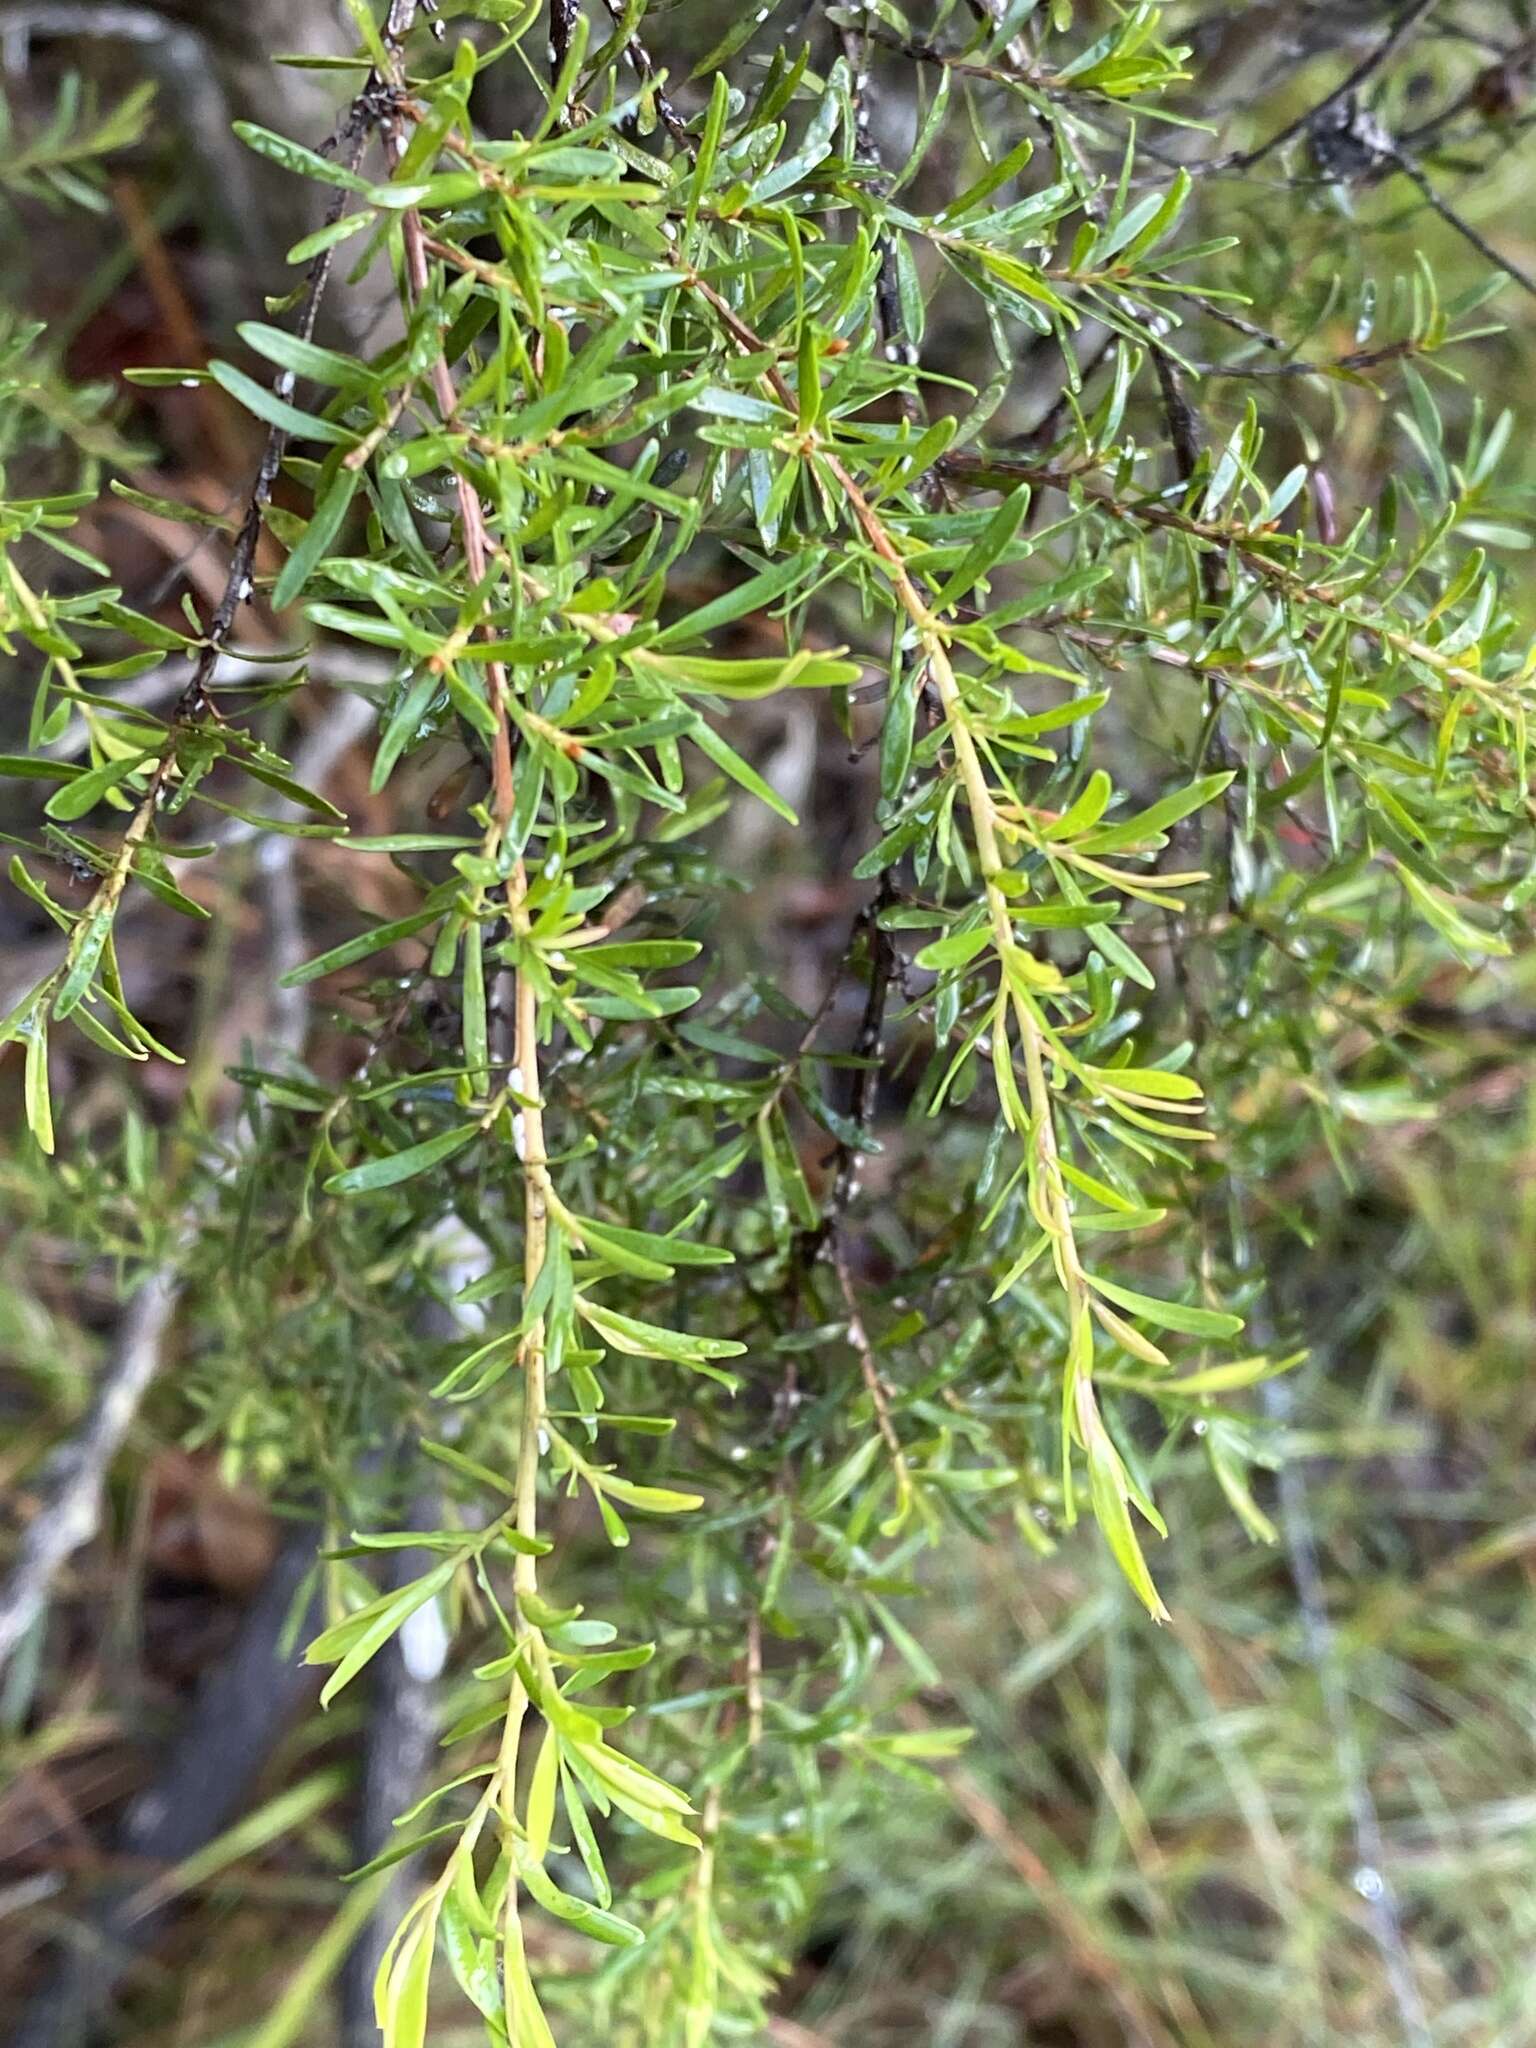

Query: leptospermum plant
(4, 2), (1533, 2042)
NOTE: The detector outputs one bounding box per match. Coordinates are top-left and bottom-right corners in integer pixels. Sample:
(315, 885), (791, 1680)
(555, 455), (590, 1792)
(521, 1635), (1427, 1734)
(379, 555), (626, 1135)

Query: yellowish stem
(495, 854), (551, 2014)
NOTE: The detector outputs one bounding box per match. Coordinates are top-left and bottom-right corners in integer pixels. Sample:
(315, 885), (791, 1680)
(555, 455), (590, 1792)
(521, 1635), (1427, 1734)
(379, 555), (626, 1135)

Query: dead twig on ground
(0, 691), (373, 1676)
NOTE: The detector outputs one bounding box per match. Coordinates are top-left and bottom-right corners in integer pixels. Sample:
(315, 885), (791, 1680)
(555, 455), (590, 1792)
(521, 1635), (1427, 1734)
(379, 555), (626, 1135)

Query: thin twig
(934, 445), (1526, 713)
(1198, 0), (1441, 175)
(341, 1222), (492, 2045)
(43, 647), (393, 764)
(1193, 337), (1422, 379)
(550, 0), (579, 98)
(384, 54), (517, 828)
(167, 0), (419, 718)
(832, 3), (921, 420)
(882, 19), (1041, 92)
(0, 1268), (177, 1671)
(963, 0), (1032, 73)
(0, 30), (407, 1053)
(600, 0), (690, 147)
(828, 882), (896, 1224)
(181, 122), (373, 717)
(1397, 31), (1536, 150)
(1389, 146), (1536, 301)
(832, 1245), (909, 1500)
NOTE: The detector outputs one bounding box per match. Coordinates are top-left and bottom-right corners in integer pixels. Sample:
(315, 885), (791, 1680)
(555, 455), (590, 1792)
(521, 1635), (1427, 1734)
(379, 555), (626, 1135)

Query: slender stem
(832, 1245), (912, 1511)
(509, 869), (550, 1594)
(1199, 0), (1441, 176)
(940, 449), (1528, 711)
(1389, 146), (1536, 303)
(495, 857), (550, 2012)
(384, 69), (547, 2004)
(684, 270), (1095, 1356)
(395, 200), (517, 831)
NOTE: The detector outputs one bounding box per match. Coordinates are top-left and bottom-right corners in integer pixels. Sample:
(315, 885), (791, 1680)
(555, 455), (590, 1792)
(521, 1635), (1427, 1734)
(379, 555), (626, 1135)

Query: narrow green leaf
(1088, 1274), (1243, 1339)
(24, 1013), (53, 1154)
(1078, 772), (1234, 853)
(271, 464), (362, 611)
(325, 1122), (479, 1195)
(44, 749), (153, 821)
(281, 904), (443, 986)
(308, 1561), (455, 1706)
(209, 360), (358, 445)
(914, 925), (991, 973)
(651, 554), (816, 647)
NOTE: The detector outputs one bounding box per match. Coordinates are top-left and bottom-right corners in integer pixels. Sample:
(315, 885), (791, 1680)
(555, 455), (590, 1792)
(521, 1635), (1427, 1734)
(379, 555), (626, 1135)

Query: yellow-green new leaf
(307, 1561), (455, 1706)
(1076, 1379), (1169, 1621)
(1089, 1274), (1243, 1340)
